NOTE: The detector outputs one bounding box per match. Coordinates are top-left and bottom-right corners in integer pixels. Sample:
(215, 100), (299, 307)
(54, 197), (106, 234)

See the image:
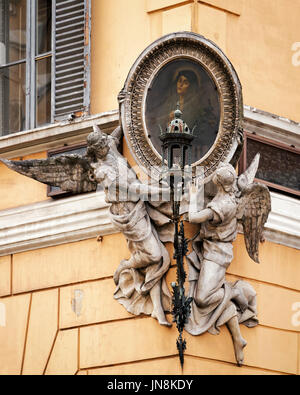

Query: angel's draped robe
(111, 199), (173, 317)
(185, 192), (259, 335)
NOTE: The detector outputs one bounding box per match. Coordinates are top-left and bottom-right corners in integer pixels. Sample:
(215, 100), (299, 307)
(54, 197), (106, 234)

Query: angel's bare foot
(227, 315), (247, 366)
(152, 311), (172, 327)
(233, 337), (247, 366)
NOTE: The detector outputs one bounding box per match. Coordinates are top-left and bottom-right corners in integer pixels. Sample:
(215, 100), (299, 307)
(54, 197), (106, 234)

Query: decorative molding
(264, 192), (300, 250)
(146, 0), (191, 13)
(0, 111), (119, 159)
(146, 0), (242, 16)
(243, 106), (300, 149)
(197, 0), (242, 16)
(0, 191), (118, 257)
(0, 190), (298, 258)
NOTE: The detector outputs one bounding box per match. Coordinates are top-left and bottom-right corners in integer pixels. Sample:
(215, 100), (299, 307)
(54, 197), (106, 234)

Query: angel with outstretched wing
(186, 155), (271, 366)
(0, 124), (173, 327)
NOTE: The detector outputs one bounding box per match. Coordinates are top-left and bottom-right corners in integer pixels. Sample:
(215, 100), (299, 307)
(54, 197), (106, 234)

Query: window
(240, 132), (300, 197)
(0, 0), (90, 137)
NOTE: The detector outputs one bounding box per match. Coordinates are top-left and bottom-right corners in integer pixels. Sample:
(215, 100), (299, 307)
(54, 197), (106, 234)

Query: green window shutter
(53, 0), (90, 121)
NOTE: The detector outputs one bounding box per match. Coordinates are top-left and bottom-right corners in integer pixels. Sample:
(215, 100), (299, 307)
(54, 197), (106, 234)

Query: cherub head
(213, 163), (237, 193)
(86, 125), (110, 161)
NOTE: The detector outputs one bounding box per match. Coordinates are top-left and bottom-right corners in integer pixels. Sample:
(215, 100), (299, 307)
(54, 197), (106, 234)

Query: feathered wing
(237, 153), (260, 192)
(237, 183), (271, 263)
(111, 125), (123, 144)
(0, 154), (97, 194)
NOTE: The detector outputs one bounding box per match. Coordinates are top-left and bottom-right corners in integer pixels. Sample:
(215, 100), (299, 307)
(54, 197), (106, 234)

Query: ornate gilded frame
(120, 32), (244, 181)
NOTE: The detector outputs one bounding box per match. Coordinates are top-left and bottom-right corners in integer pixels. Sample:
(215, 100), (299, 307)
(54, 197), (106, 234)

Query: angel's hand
(189, 182), (197, 198)
(189, 208), (214, 224)
(188, 182), (199, 217)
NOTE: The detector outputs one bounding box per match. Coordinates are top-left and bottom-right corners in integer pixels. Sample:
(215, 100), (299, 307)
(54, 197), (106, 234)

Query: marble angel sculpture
(185, 156), (271, 366)
(0, 125), (173, 327)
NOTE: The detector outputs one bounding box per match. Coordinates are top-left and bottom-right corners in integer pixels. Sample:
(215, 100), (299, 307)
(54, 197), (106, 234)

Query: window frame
(27, 0), (54, 130)
(240, 130), (300, 197)
(0, 0), (27, 135)
(0, 0), (91, 137)
(0, 0), (53, 135)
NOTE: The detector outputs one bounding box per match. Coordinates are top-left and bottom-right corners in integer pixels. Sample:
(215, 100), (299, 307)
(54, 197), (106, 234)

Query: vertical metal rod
(171, 173), (192, 369)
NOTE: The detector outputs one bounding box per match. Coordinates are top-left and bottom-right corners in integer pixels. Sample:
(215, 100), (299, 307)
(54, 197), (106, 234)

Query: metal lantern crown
(159, 105), (194, 170)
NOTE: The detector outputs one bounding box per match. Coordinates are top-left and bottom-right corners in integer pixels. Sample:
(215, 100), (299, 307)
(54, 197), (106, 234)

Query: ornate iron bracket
(160, 107), (194, 367)
(171, 212), (193, 367)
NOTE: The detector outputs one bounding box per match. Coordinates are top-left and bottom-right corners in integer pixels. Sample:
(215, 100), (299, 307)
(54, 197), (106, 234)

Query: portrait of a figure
(145, 59), (220, 163)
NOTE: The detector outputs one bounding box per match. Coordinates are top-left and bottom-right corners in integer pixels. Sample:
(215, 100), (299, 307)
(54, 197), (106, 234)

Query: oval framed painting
(120, 32), (243, 181)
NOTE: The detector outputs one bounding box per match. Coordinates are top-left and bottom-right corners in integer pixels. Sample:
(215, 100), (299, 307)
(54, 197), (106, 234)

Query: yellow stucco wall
(0, 152), (48, 211)
(0, 0), (299, 376)
(0, 234), (299, 375)
(91, 0), (300, 122)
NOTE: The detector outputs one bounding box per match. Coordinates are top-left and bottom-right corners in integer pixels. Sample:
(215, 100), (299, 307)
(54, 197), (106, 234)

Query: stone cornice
(1, 106), (299, 159)
(0, 191), (298, 257)
(0, 191), (117, 257)
(0, 111), (119, 159)
(243, 106), (300, 148)
(263, 192), (300, 250)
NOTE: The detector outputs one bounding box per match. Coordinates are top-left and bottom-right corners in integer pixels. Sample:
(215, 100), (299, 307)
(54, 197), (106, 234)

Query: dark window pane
(36, 56), (51, 126)
(36, 0), (51, 56)
(0, 63), (26, 135)
(0, 0), (26, 65)
(247, 138), (300, 193)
